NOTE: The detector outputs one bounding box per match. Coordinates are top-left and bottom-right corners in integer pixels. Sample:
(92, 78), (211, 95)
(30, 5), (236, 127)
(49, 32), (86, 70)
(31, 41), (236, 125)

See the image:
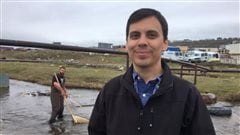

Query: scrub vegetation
(1, 49), (240, 102)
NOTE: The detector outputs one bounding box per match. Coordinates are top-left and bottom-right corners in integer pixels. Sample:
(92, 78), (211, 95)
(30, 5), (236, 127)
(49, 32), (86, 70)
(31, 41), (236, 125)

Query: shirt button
(137, 127), (141, 130)
(142, 93), (146, 97)
(149, 123), (153, 128)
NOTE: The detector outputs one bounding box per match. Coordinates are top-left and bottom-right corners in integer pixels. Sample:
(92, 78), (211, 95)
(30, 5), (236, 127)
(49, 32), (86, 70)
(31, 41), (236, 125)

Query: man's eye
(147, 31), (158, 39)
(129, 32), (140, 40)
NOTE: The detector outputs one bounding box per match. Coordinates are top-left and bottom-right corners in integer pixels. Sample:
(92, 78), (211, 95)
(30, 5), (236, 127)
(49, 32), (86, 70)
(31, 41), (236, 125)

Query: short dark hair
(126, 8), (168, 41)
(59, 65), (66, 69)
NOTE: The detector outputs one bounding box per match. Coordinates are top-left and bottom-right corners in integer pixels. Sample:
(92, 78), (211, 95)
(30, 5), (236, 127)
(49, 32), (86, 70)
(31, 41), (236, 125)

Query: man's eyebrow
(147, 30), (157, 33)
(129, 30), (140, 34)
(147, 29), (160, 32)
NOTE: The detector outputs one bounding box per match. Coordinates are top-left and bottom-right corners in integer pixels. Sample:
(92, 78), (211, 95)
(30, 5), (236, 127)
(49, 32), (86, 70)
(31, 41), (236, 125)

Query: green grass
(1, 49), (126, 66)
(181, 73), (240, 101)
(2, 61), (240, 102)
(1, 49), (240, 102)
(1, 62), (124, 89)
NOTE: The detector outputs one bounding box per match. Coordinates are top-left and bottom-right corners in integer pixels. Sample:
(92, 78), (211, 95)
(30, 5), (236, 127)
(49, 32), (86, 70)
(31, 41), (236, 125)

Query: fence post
(180, 65), (183, 78)
(194, 63), (197, 85)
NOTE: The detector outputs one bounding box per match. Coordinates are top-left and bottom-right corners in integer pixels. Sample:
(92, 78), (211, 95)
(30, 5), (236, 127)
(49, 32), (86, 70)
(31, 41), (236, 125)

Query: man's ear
(162, 40), (168, 51)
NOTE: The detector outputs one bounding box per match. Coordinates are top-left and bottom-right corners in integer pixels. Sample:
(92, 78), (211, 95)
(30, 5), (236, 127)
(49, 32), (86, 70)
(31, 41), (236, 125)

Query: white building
(225, 43), (240, 54)
(221, 43), (240, 65)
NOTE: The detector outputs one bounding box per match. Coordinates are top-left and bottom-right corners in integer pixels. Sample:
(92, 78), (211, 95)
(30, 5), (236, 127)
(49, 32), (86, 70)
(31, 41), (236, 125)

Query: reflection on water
(0, 80), (99, 135)
(0, 80), (239, 135)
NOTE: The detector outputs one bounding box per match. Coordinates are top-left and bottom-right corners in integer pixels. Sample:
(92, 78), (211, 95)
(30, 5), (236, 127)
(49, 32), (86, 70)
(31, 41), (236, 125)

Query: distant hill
(170, 37), (240, 48)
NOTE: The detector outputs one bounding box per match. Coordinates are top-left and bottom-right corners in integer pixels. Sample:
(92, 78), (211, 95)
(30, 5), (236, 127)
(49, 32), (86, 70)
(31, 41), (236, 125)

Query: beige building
(221, 43), (240, 65)
(225, 43), (240, 54)
(177, 46), (188, 53)
(113, 45), (127, 52)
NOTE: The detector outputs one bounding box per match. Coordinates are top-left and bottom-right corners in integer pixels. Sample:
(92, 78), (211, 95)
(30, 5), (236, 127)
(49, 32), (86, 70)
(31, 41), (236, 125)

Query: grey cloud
(1, 1), (239, 47)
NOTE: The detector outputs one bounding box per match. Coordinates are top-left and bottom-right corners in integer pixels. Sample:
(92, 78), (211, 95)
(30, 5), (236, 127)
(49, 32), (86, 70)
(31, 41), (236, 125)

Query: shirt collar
(132, 69), (163, 83)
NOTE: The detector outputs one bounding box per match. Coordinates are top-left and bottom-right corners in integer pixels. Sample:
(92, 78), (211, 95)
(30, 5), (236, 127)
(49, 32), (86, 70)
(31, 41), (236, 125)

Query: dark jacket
(88, 61), (216, 135)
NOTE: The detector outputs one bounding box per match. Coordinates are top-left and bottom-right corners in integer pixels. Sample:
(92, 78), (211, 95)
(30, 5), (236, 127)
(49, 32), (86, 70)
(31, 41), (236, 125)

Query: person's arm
(181, 86), (216, 135)
(53, 74), (67, 98)
(88, 88), (107, 135)
(53, 82), (67, 97)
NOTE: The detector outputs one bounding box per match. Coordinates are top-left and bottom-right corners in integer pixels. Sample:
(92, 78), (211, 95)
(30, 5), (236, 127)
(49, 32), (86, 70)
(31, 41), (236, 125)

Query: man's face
(126, 16), (168, 68)
(59, 68), (65, 76)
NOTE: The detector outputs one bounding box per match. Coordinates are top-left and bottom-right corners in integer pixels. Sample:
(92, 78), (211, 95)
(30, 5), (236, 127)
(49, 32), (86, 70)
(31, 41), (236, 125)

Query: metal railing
(1, 38), (239, 85)
(0, 39), (129, 69)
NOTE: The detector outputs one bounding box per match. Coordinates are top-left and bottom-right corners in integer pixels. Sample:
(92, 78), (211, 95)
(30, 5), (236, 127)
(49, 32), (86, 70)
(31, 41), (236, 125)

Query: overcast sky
(1, 0), (239, 47)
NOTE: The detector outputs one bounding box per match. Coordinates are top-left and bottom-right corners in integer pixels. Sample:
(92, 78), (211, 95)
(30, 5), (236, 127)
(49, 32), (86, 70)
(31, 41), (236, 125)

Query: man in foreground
(88, 8), (216, 135)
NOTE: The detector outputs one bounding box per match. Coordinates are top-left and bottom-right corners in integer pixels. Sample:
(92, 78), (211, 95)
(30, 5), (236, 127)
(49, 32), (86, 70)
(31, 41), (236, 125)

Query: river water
(0, 80), (239, 135)
(0, 80), (98, 135)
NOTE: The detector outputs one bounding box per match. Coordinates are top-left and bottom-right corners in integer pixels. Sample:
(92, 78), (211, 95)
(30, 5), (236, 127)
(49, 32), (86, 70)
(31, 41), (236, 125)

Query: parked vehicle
(183, 53), (201, 63)
(207, 52), (220, 62)
(161, 46), (183, 61)
(183, 50), (208, 63)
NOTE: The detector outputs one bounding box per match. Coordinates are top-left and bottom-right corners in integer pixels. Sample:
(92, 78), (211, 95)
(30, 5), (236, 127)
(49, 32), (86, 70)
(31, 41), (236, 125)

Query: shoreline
(9, 78), (102, 90)
(2, 61), (240, 102)
(9, 78), (240, 104)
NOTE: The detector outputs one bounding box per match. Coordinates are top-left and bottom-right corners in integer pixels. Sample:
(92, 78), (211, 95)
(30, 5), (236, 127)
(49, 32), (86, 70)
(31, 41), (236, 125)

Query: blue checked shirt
(133, 71), (163, 107)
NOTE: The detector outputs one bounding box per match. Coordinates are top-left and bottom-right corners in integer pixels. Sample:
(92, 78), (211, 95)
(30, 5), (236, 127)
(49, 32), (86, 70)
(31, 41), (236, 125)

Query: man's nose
(138, 35), (148, 47)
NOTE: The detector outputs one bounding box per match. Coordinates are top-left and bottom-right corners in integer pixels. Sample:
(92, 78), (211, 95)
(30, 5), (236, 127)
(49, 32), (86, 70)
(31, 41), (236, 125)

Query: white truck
(183, 50), (208, 63)
(207, 52), (220, 62)
(161, 46), (183, 61)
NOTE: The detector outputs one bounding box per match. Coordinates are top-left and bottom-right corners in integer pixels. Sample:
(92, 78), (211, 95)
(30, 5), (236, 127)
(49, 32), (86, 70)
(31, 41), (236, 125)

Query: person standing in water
(49, 66), (68, 124)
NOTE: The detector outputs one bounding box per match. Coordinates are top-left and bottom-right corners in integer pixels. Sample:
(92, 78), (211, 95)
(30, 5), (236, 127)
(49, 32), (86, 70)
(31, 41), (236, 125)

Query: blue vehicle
(161, 46), (183, 61)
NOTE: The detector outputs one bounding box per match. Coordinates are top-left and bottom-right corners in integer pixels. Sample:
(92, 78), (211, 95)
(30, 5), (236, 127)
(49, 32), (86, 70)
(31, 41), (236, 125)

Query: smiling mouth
(137, 51), (147, 54)
(135, 51), (150, 57)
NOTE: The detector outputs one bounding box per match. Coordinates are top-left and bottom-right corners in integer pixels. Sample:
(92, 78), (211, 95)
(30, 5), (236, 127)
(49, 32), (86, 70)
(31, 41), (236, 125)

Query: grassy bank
(1, 49), (240, 102)
(183, 73), (240, 101)
(1, 62), (240, 102)
(1, 62), (123, 89)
